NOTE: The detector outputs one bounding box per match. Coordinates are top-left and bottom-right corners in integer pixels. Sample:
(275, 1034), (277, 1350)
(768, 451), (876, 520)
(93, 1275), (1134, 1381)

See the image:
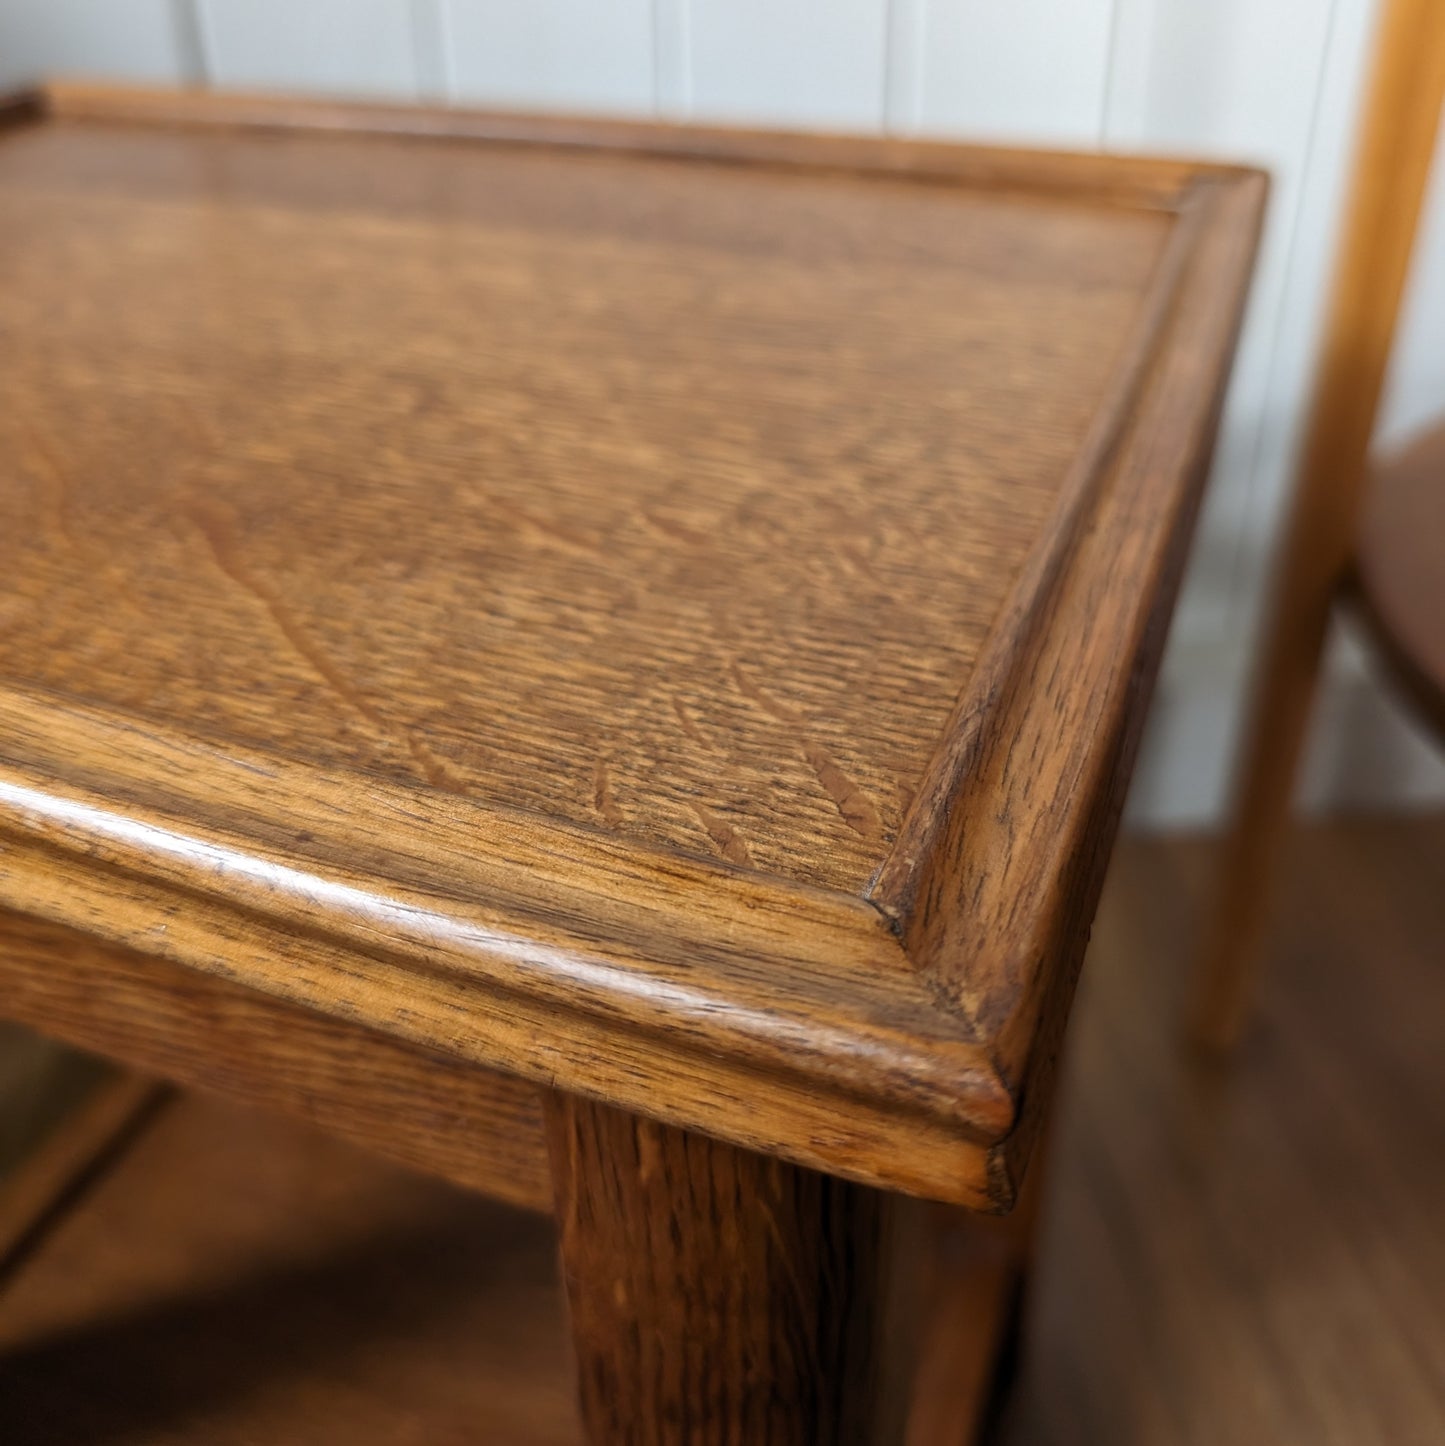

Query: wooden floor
(1000, 812), (1445, 1446)
(0, 814), (1442, 1444)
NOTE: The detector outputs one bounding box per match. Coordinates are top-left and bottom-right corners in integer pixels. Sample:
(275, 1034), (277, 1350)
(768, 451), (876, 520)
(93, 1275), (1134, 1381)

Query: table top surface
(0, 85), (1264, 1206)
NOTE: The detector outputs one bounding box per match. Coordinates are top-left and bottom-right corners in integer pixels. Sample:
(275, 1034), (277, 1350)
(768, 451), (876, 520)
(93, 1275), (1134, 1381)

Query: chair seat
(1355, 420), (1445, 735)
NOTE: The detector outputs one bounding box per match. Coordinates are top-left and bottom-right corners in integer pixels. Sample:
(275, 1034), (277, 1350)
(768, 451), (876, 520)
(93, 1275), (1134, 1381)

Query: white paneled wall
(2, 0), (1442, 828)
(908, 0), (1115, 144)
(688, 0), (887, 128)
(0, 0), (193, 83)
(197, 0), (420, 98)
(446, 1), (655, 114)
(1107, 0), (1349, 646)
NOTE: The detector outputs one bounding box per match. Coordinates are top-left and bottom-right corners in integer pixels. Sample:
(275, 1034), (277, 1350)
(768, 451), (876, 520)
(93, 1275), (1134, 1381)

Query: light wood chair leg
(1189, 0), (1445, 1049)
(1190, 578), (1334, 1050)
(546, 1095), (913, 1446)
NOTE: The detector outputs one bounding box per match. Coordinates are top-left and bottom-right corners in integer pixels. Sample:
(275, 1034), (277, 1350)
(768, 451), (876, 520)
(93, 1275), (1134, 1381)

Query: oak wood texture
(0, 911), (552, 1214)
(0, 1088), (1045, 1446)
(1191, 0), (1445, 1049)
(547, 1096), (910, 1445)
(7, 818), (1441, 1446)
(0, 82), (1262, 1206)
(906, 1170), (1045, 1446)
(1354, 421), (1445, 735)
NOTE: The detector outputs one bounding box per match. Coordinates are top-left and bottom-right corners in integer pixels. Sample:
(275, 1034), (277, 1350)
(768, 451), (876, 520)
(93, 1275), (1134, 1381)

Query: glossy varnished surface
(0, 112), (1164, 892)
(0, 88), (1265, 1204)
(5, 818), (1442, 1443)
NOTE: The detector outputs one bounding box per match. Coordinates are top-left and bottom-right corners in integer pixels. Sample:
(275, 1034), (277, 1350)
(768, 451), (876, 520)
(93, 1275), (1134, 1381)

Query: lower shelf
(0, 1089), (1024, 1445)
(0, 1092), (582, 1445)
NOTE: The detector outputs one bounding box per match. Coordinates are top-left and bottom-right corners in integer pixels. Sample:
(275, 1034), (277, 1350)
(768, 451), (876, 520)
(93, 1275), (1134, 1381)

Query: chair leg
(546, 1094), (914, 1446)
(1189, 589), (1332, 1050)
(1189, 0), (1445, 1051)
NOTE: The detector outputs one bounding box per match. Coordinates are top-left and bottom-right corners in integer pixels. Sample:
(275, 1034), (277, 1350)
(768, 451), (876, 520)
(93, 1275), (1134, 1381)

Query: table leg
(906, 1135), (1048, 1446)
(546, 1094), (913, 1446)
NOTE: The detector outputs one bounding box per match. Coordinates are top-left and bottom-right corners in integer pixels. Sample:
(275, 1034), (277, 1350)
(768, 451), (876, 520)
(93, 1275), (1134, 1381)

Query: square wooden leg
(546, 1095), (916, 1446)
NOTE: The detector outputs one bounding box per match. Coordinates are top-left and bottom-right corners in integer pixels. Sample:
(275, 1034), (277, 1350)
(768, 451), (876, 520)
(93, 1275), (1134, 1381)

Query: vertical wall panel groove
(186, 0), (218, 85)
(653, 0), (691, 117)
(1105, 0), (1357, 656)
(1101, 0), (1146, 142)
(197, 0), (422, 99)
(686, 0), (888, 129)
(883, 0), (925, 134)
(410, 0), (451, 100)
(171, 0), (209, 84)
(0, 0), (190, 88)
(914, 0), (1114, 145)
(442, 0), (654, 115)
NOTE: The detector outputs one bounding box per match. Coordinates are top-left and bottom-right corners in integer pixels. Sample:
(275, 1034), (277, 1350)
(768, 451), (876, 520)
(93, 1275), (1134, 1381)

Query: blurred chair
(1192, 0), (1445, 1048)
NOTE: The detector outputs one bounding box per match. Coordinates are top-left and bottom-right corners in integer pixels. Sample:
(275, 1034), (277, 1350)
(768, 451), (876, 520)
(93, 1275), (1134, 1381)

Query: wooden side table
(0, 83), (1263, 1444)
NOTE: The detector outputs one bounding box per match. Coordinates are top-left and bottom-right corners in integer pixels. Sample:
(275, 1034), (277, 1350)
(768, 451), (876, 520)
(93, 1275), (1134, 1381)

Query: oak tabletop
(0, 84), (1264, 1206)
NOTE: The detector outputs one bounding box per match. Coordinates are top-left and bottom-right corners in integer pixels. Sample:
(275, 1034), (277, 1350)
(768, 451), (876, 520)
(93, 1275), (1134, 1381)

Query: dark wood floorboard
(999, 812), (1445, 1446)
(0, 814), (1441, 1444)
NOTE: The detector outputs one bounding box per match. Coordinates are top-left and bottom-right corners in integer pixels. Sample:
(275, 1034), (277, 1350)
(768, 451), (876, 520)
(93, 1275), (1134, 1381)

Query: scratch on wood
(728, 662), (805, 726)
(640, 509), (707, 547)
(593, 758), (623, 829)
(405, 735), (470, 794)
(671, 697), (711, 749)
(493, 497), (601, 557)
(194, 504), (466, 795)
(839, 541), (883, 586)
(803, 743), (882, 840)
(194, 505), (385, 727)
(21, 420), (76, 549)
(689, 802), (754, 868)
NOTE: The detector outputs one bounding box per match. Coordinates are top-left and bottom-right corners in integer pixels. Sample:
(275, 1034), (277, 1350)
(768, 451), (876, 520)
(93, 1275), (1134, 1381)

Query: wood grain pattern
(547, 1095), (909, 1446)
(0, 98), (1164, 895)
(877, 174), (1264, 1192)
(1191, 0), (1445, 1048)
(5, 819), (1443, 1444)
(0, 910), (552, 1214)
(0, 83), (1263, 1206)
(37, 80), (1220, 206)
(906, 1207), (1033, 1446)
(1353, 421), (1445, 735)
(0, 688), (1006, 1206)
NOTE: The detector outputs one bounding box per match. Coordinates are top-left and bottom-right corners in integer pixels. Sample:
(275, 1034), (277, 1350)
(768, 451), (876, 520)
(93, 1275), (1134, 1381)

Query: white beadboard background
(2, 0), (1442, 830)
